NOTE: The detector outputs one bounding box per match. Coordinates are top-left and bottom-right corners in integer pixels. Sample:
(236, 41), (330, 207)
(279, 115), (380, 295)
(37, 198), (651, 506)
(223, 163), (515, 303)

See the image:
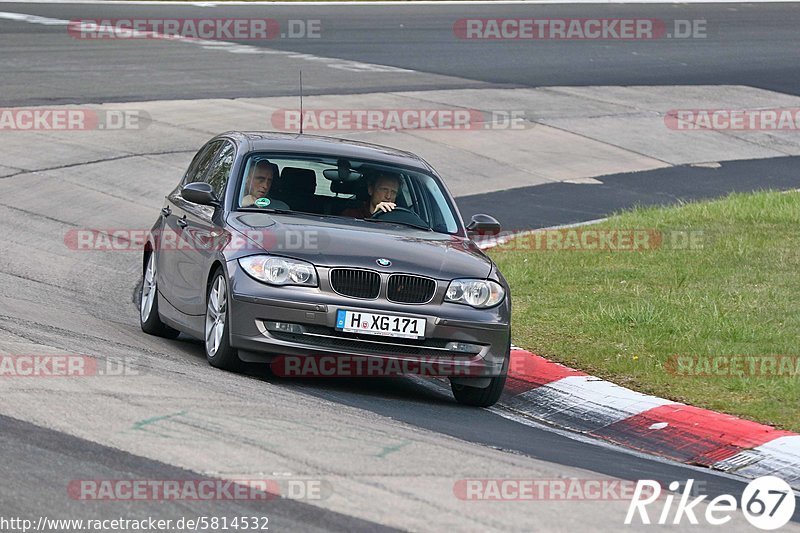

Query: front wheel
(139, 252), (180, 339)
(450, 345), (509, 407)
(204, 270), (241, 371)
(450, 373), (507, 407)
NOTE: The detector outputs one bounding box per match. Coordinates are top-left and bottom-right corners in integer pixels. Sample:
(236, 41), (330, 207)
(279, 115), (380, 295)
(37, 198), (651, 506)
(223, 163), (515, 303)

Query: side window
(420, 175), (458, 233)
(397, 175), (413, 209)
(205, 142), (235, 200)
(182, 140), (223, 185)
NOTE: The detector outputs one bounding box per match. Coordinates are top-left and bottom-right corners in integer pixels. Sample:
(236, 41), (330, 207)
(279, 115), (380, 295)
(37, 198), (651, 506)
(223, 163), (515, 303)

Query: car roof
(220, 131), (434, 172)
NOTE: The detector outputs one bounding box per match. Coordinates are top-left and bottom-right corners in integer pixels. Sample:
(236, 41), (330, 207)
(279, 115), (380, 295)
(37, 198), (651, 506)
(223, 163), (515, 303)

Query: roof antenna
(299, 70), (304, 135)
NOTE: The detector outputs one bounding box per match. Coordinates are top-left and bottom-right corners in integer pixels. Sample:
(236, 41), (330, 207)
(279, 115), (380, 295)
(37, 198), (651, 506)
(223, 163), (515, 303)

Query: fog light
(445, 341), (481, 354)
(265, 321), (304, 334)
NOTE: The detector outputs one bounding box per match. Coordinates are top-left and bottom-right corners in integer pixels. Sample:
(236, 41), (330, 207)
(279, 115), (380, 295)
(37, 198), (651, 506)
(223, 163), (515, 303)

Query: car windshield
(236, 153), (460, 234)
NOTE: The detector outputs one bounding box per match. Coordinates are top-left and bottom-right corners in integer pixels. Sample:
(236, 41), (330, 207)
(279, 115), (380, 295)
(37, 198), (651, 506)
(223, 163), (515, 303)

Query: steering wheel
(370, 206), (431, 229)
(370, 206), (416, 218)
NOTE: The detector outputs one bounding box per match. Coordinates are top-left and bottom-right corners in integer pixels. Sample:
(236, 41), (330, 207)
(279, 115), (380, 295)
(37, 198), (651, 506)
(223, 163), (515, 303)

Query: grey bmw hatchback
(140, 132), (511, 406)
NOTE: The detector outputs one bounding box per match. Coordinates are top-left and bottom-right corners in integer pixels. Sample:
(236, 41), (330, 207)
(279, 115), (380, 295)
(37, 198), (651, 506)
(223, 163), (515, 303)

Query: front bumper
(227, 262), (510, 377)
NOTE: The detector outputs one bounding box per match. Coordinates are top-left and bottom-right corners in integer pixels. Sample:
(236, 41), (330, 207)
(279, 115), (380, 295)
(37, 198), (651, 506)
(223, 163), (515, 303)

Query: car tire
(139, 251), (181, 339)
(450, 344), (509, 407)
(204, 268), (241, 371)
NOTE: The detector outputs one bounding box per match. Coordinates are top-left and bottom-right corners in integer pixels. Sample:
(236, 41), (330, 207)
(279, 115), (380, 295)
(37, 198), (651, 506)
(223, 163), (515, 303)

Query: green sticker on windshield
(254, 197), (271, 208)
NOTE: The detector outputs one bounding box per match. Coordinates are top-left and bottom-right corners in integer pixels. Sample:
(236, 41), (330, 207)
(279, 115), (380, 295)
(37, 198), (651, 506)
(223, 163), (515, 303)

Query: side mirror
(181, 182), (220, 207)
(466, 214), (501, 238)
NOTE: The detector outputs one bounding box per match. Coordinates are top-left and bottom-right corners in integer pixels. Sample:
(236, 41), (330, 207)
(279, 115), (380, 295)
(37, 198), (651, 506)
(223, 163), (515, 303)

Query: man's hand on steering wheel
(371, 205), (418, 219)
(372, 202), (396, 215)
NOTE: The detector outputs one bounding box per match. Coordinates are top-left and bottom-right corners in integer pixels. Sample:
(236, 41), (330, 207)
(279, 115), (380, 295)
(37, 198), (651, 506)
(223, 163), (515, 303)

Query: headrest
(278, 167), (316, 194)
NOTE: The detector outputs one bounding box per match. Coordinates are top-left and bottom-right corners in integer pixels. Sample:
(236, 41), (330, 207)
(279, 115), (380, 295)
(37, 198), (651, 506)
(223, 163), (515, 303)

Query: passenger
(242, 160), (276, 207)
(341, 172), (400, 218)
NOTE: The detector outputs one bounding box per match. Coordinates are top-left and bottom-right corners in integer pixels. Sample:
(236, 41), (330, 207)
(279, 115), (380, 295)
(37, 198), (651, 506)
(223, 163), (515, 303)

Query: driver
(242, 160), (276, 207)
(341, 172), (400, 218)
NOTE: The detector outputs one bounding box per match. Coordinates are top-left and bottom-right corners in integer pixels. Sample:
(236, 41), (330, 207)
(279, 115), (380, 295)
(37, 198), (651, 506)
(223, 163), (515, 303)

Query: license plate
(336, 310), (425, 339)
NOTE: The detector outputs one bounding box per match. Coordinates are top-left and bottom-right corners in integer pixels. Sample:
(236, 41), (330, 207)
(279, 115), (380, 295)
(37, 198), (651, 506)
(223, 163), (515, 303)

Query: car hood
(228, 212), (492, 280)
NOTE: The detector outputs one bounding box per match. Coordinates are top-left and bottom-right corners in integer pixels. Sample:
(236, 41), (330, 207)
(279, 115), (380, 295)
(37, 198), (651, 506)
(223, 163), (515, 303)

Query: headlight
(239, 255), (318, 286)
(445, 279), (505, 308)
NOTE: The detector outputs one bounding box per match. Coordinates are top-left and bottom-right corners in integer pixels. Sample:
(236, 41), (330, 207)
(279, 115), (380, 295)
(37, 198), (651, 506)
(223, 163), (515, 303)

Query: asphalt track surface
(2, 1), (800, 530)
(456, 155), (800, 229)
(1, 3), (800, 104)
(1, 415), (394, 532)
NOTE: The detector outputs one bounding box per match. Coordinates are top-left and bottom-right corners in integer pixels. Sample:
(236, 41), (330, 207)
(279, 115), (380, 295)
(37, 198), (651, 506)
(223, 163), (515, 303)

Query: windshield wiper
(238, 208), (344, 219)
(360, 218), (432, 231)
(237, 207), (296, 215)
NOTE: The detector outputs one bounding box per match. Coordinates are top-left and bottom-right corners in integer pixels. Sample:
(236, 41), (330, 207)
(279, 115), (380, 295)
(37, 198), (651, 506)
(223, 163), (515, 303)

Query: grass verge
(489, 190), (800, 431)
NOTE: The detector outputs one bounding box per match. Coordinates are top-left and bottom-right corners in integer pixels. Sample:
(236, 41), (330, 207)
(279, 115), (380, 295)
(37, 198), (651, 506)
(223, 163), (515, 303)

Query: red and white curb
(481, 223), (799, 488)
(503, 345), (800, 490)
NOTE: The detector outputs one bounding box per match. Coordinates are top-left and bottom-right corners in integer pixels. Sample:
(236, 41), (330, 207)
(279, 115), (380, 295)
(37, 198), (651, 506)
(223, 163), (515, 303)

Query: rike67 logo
(626, 477), (796, 530)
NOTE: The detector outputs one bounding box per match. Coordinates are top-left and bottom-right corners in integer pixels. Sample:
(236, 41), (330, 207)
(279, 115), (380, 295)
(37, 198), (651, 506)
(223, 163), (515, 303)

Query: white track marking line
(0, 0), (794, 5)
(0, 11), (68, 24)
(0, 11), (413, 73)
(477, 217), (609, 250)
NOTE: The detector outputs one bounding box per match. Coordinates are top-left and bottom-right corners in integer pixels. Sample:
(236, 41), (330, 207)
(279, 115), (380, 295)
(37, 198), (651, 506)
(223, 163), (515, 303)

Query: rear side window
(182, 140), (223, 185)
(204, 142), (235, 200)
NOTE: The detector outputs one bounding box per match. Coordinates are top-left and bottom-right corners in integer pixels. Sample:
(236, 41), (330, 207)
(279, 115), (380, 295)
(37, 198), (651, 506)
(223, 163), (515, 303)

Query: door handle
(176, 217), (188, 228)
(161, 206), (172, 217)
